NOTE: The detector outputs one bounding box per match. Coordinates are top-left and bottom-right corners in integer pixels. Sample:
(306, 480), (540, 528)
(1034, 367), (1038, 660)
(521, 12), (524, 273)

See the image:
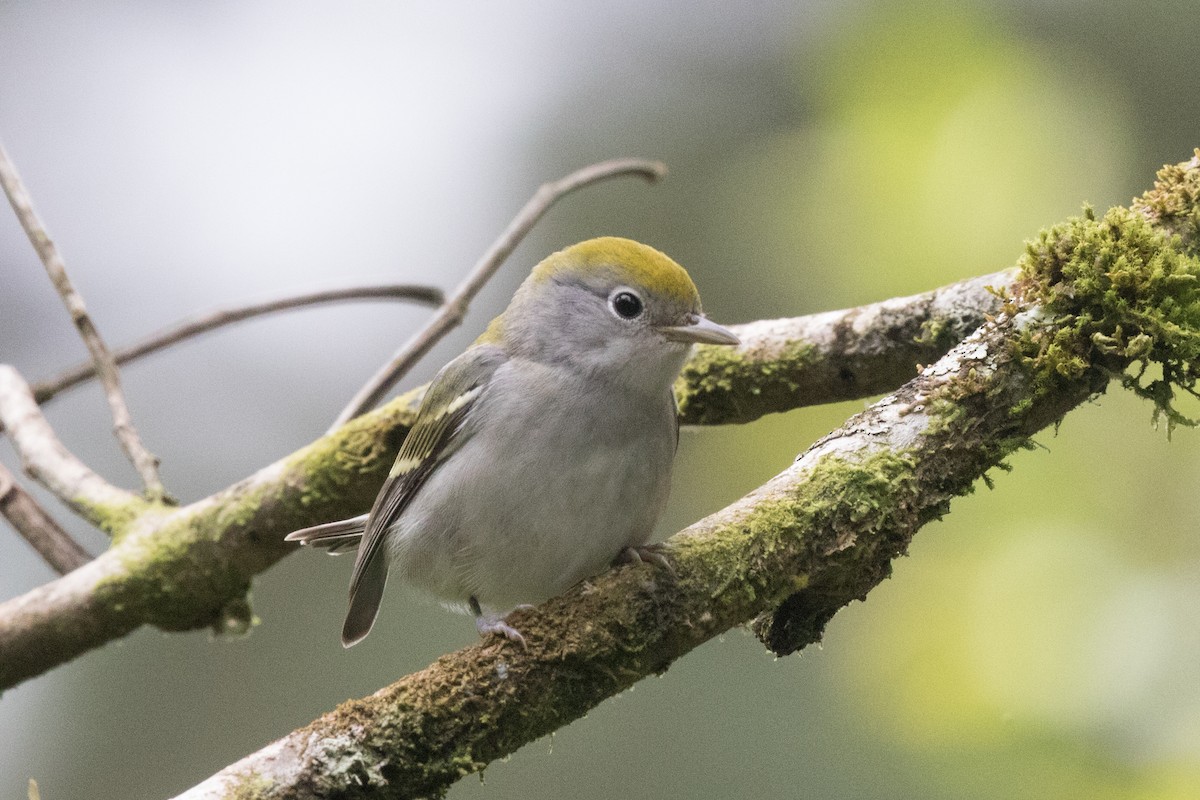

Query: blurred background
(3, 1), (1200, 798)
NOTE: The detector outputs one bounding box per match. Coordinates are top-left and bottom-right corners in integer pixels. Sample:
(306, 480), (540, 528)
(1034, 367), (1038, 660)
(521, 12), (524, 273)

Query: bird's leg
(469, 595), (527, 647)
(615, 542), (675, 574)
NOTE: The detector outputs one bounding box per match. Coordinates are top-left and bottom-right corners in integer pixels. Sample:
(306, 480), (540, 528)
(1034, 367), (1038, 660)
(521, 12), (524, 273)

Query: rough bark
(0, 268), (1004, 690)
(172, 296), (1091, 800)
(4, 149), (1198, 800)
(167, 151), (1200, 799)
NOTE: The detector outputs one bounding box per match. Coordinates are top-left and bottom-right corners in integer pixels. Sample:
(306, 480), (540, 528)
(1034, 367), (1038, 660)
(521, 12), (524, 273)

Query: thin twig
(0, 462), (91, 574)
(328, 157), (669, 432)
(0, 365), (146, 528)
(30, 284), (444, 404)
(0, 142), (165, 501)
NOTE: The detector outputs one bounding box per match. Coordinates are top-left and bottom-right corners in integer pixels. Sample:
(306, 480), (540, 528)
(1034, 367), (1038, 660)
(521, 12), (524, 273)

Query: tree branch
(171, 152), (1200, 799)
(0, 142), (166, 500)
(0, 268), (998, 690)
(172, 291), (1094, 800)
(0, 388), (421, 689)
(4, 151), (1197, 798)
(0, 365), (149, 529)
(30, 284), (444, 405)
(329, 157), (668, 432)
(675, 269), (1011, 424)
(0, 462), (91, 574)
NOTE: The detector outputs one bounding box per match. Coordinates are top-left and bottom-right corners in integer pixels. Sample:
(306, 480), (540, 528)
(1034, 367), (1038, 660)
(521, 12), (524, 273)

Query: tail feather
(342, 553), (388, 647)
(286, 511), (387, 647)
(284, 514), (368, 555)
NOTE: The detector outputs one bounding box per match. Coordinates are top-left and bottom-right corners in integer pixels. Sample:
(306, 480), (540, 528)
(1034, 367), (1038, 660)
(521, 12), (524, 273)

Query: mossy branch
(674, 270), (1010, 424)
(0, 365), (150, 530)
(3, 149), (1198, 800)
(169, 153), (1200, 799)
(0, 262), (1003, 690)
(0, 391), (422, 689)
(167, 280), (1086, 800)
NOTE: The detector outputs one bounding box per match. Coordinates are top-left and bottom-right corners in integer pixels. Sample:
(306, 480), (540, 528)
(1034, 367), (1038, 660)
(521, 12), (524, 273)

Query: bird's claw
(475, 616), (527, 648)
(616, 543), (675, 575)
(470, 595), (527, 648)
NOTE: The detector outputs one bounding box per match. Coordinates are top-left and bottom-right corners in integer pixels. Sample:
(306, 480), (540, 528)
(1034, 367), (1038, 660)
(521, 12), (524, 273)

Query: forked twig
(0, 365), (145, 527)
(0, 142), (165, 501)
(328, 157), (668, 432)
(31, 283), (444, 404)
(0, 462), (91, 574)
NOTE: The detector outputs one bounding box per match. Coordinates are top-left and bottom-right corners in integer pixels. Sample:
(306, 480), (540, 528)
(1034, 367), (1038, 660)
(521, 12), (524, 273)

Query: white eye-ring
(609, 288), (644, 320)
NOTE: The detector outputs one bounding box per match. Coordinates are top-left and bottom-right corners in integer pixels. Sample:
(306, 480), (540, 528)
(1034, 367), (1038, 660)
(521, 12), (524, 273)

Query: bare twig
(0, 462), (91, 574)
(328, 157), (669, 432)
(0, 143), (165, 501)
(0, 365), (147, 528)
(30, 283), (444, 404)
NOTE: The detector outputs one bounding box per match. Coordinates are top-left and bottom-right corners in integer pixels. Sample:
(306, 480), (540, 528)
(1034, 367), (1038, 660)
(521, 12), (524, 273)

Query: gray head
(481, 237), (739, 396)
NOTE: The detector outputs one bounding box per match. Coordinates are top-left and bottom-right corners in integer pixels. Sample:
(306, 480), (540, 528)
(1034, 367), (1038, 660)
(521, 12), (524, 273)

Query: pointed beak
(658, 314), (741, 346)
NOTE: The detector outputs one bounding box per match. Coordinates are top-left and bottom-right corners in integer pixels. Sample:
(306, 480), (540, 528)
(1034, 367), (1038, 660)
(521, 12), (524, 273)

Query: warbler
(286, 237), (739, 647)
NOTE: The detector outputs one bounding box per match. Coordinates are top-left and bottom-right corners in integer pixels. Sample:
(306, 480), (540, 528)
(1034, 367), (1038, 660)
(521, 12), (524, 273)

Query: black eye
(610, 290), (644, 319)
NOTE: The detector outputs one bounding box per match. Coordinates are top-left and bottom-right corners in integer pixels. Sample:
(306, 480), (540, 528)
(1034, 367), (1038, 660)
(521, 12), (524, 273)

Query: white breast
(386, 358), (677, 611)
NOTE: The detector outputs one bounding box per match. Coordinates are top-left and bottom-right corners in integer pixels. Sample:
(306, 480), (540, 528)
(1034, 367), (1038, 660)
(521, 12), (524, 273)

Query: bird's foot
(475, 617), (527, 647)
(470, 596), (527, 648)
(615, 542), (675, 574)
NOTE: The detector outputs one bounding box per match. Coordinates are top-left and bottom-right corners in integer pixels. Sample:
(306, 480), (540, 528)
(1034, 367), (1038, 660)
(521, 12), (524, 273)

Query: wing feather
(341, 345), (505, 645)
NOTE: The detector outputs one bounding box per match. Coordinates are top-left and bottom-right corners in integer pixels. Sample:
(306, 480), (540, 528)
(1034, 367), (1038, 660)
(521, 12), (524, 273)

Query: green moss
(1134, 149), (1200, 253)
(730, 448), (920, 654)
(95, 517), (253, 633)
(88, 389), (429, 637)
(674, 339), (817, 424)
(75, 497), (155, 539)
(1016, 204), (1200, 433)
(677, 447), (919, 627)
(224, 770), (273, 800)
(914, 316), (947, 346)
(284, 387), (422, 513)
(289, 439), (952, 793)
(286, 426), (389, 510)
(291, 450), (926, 795)
(91, 481), (276, 633)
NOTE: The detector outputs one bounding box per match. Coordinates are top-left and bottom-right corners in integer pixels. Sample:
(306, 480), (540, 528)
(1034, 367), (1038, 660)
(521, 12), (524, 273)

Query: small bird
(286, 237), (739, 647)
